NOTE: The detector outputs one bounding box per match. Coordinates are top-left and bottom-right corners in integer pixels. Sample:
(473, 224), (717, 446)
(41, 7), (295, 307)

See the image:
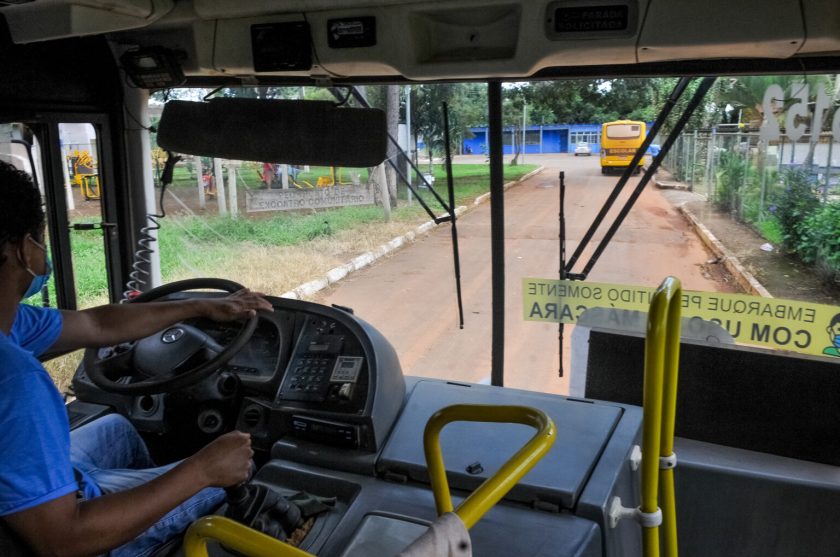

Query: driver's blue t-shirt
(0, 305), (82, 516)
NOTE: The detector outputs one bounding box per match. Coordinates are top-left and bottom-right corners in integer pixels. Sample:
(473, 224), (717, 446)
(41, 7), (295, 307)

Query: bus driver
(0, 161), (274, 557)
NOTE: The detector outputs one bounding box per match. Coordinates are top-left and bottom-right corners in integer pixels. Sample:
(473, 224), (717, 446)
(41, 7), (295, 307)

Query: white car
(574, 141), (592, 156)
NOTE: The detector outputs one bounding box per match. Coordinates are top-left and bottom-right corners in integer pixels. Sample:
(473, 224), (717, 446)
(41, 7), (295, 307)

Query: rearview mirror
(156, 98), (387, 167)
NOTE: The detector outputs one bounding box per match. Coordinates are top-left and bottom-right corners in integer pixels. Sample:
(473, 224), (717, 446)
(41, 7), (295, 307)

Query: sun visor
(157, 98), (387, 167)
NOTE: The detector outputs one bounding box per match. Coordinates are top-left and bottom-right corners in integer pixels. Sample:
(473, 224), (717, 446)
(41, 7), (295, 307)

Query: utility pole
(522, 100), (527, 165)
(405, 84), (413, 203)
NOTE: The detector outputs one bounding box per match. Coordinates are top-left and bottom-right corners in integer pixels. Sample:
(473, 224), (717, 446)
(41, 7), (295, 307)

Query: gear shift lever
(224, 480), (302, 541)
(224, 483), (251, 507)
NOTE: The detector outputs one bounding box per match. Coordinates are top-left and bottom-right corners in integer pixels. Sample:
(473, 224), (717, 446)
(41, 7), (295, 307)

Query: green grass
(756, 218), (783, 245)
(56, 163), (538, 308)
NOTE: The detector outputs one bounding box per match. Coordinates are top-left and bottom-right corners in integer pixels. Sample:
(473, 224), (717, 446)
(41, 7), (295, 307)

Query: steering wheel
(83, 278), (259, 396)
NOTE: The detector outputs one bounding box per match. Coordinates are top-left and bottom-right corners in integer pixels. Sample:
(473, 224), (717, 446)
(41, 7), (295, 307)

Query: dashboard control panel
(275, 319), (367, 407)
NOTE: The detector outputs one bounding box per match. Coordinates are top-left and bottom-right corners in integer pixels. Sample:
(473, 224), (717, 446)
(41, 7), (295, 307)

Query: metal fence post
(779, 136), (785, 173)
(759, 140), (767, 216)
(690, 130), (698, 192)
(825, 133), (834, 202)
(705, 130), (714, 200)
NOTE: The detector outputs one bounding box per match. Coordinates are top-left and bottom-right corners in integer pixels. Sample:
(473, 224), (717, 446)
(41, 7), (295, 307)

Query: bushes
(714, 151), (748, 212)
(757, 168), (840, 283)
(797, 202), (840, 280)
(771, 168), (821, 251)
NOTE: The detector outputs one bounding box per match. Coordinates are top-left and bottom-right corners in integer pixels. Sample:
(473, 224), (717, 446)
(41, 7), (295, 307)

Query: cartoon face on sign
(823, 313), (840, 357)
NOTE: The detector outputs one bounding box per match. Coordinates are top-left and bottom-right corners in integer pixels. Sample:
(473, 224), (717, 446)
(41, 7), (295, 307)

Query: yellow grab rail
(640, 276), (682, 557)
(183, 516), (315, 557)
(184, 404), (554, 556)
(423, 404), (556, 530)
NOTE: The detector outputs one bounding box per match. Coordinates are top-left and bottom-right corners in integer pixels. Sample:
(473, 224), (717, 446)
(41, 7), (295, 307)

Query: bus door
(0, 118), (121, 311)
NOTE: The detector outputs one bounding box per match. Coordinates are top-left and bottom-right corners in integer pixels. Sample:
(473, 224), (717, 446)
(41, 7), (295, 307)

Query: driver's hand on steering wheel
(188, 430), (255, 488)
(200, 288), (274, 322)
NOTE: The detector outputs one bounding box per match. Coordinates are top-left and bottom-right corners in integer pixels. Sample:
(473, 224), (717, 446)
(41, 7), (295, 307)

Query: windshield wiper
(555, 76), (716, 378)
(331, 86), (465, 329)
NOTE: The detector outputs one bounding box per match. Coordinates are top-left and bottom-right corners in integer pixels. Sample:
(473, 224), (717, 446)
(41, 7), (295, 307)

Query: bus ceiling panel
(800, 0), (840, 55)
(1, 0), (174, 44)
(192, 0), (419, 20)
(637, 0), (806, 63)
(120, 0), (840, 81)
(210, 13), (401, 79)
(198, 0), (642, 81)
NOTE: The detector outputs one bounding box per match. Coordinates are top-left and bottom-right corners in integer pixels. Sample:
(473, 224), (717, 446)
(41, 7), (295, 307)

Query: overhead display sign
(546, 1), (637, 39)
(246, 184), (375, 213)
(523, 278), (840, 359)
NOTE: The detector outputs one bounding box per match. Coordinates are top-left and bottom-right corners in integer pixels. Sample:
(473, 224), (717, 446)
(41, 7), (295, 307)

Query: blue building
(463, 124), (602, 155)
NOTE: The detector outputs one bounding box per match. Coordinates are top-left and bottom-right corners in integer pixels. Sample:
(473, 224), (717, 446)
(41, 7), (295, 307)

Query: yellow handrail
(183, 516), (315, 557)
(184, 404), (554, 556)
(423, 404), (556, 530)
(640, 276), (682, 557)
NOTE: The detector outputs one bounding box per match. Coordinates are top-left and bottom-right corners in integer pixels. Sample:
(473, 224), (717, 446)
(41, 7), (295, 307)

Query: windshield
(20, 76), (840, 395)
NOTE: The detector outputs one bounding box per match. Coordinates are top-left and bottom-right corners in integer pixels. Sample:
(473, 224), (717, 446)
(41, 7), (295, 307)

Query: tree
(411, 85), (459, 170)
(385, 85), (400, 207)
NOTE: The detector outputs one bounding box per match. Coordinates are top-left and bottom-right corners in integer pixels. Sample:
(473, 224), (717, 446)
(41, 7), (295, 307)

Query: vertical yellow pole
(659, 280), (682, 557)
(640, 276), (682, 557)
(641, 288), (666, 557)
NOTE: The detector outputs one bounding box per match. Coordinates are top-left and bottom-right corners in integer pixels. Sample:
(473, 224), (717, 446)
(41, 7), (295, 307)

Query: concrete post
(214, 158), (228, 215)
(281, 164), (289, 189)
(194, 156), (205, 210)
(227, 162), (238, 216)
(376, 163), (390, 221)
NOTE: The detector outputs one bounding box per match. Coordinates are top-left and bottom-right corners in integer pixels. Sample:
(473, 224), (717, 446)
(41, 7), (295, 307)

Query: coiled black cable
(122, 151), (182, 301)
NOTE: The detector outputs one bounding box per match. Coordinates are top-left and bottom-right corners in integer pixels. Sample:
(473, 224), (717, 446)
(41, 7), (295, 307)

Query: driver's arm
(50, 289), (273, 353)
(3, 431), (252, 557)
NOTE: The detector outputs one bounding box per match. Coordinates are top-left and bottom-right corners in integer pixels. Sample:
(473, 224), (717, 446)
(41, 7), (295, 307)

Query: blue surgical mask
(22, 236), (52, 299)
(834, 335), (840, 349)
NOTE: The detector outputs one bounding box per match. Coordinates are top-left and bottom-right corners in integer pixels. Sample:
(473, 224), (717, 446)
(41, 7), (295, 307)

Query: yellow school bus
(600, 120), (646, 174)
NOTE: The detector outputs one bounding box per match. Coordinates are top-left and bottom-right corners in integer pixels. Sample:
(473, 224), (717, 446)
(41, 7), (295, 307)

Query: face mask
(834, 335), (840, 349)
(22, 236), (52, 299)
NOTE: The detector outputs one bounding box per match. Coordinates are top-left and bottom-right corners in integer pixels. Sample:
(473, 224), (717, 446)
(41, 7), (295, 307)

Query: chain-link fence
(663, 129), (840, 216)
(662, 128), (840, 282)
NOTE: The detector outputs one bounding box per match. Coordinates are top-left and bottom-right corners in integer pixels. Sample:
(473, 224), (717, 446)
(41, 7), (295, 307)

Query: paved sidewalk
(655, 171), (840, 306)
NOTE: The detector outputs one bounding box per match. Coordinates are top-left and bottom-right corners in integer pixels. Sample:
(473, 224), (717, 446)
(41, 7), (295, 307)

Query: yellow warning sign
(523, 278), (840, 359)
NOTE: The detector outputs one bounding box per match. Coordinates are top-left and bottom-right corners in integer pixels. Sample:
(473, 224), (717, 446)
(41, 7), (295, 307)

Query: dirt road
(315, 154), (735, 395)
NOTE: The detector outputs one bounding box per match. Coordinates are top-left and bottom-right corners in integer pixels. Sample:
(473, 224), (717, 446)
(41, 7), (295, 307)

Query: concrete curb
(281, 166), (545, 299)
(678, 205), (773, 298)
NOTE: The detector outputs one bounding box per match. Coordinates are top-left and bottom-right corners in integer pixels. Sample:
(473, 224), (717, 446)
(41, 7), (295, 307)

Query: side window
(59, 123), (110, 310)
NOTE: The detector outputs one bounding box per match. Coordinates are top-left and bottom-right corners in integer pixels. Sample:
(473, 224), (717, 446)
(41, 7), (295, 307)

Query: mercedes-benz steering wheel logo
(161, 327), (185, 344)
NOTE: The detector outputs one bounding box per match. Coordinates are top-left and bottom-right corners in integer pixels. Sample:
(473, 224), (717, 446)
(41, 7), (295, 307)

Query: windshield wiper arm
(333, 87), (456, 224)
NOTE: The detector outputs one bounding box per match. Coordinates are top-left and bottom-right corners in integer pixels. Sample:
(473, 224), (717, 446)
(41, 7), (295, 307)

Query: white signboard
(246, 184), (375, 213)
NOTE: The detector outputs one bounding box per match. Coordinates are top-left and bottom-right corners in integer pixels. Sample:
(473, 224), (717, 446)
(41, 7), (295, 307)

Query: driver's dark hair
(830, 313), (840, 328)
(0, 160), (45, 268)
